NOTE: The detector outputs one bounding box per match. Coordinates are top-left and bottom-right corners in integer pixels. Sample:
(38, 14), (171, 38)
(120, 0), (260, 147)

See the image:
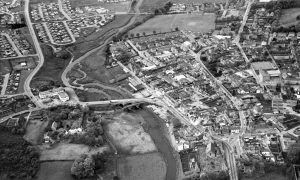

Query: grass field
(117, 153), (167, 180)
(80, 48), (126, 85)
(104, 112), (157, 154)
(24, 119), (48, 145)
(40, 143), (109, 161)
(129, 13), (216, 34)
(140, 0), (226, 13)
(17, 69), (33, 94)
(30, 45), (71, 90)
(242, 173), (287, 180)
(279, 8), (300, 27)
(37, 161), (77, 180)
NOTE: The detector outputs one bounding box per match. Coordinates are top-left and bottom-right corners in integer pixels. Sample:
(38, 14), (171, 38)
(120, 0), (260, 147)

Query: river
(137, 108), (181, 180)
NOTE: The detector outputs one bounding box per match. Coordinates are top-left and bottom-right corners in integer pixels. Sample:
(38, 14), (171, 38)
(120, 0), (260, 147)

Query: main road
(24, 0), (47, 108)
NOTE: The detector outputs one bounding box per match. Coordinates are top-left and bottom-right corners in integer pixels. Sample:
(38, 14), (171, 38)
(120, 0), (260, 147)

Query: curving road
(61, 0), (145, 97)
(24, 0), (47, 108)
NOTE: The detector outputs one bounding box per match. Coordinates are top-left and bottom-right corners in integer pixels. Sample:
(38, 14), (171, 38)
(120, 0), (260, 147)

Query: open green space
(242, 173), (287, 180)
(30, 45), (72, 90)
(117, 153), (167, 180)
(17, 69), (34, 94)
(80, 48), (126, 85)
(140, 0), (226, 13)
(67, 15), (133, 60)
(129, 13), (216, 34)
(24, 119), (49, 145)
(279, 8), (300, 27)
(0, 60), (11, 75)
(37, 161), (78, 180)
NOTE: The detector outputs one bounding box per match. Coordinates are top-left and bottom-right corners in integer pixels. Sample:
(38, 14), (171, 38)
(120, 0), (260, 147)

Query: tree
(287, 143), (300, 164)
(71, 154), (95, 179)
(130, 34), (134, 38)
(153, 30), (157, 34)
(136, 33), (140, 37)
(175, 27), (179, 31)
(86, 120), (104, 137)
(297, 15), (300, 21)
(142, 32), (146, 36)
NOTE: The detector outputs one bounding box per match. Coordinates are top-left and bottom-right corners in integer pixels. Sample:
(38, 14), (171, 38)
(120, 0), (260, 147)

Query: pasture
(117, 153), (167, 180)
(129, 13), (216, 34)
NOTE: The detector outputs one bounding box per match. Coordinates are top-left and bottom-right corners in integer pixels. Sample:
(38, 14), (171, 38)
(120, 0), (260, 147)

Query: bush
(71, 154), (95, 179)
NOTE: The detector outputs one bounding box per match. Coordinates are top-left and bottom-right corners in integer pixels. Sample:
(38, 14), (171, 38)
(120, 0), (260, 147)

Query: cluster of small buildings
(98, 0), (129, 3)
(46, 21), (73, 44)
(30, 0), (115, 44)
(0, 13), (23, 25)
(67, 14), (114, 38)
(0, 95), (34, 119)
(168, 2), (224, 14)
(0, 34), (17, 58)
(30, 3), (66, 22)
(34, 23), (50, 43)
(0, 29), (34, 58)
(8, 29), (35, 55)
(5, 71), (21, 94)
(39, 87), (70, 104)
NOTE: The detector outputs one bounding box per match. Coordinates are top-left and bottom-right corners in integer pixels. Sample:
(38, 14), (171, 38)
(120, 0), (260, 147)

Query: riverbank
(137, 108), (182, 180)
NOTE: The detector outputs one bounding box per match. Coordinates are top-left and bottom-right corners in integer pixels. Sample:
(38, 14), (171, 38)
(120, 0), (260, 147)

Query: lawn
(24, 118), (48, 145)
(279, 8), (300, 27)
(140, 0), (226, 13)
(117, 153), (167, 180)
(30, 44), (72, 90)
(129, 13), (216, 34)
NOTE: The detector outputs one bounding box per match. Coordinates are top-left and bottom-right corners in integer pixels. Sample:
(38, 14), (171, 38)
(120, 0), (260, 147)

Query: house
(58, 91), (69, 102)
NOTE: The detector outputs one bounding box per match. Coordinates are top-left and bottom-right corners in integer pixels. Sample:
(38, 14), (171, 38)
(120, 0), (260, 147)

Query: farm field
(117, 153), (167, 180)
(140, 0), (226, 13)
(279, 8), (300, 27)
(129, 13), (216, 34)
